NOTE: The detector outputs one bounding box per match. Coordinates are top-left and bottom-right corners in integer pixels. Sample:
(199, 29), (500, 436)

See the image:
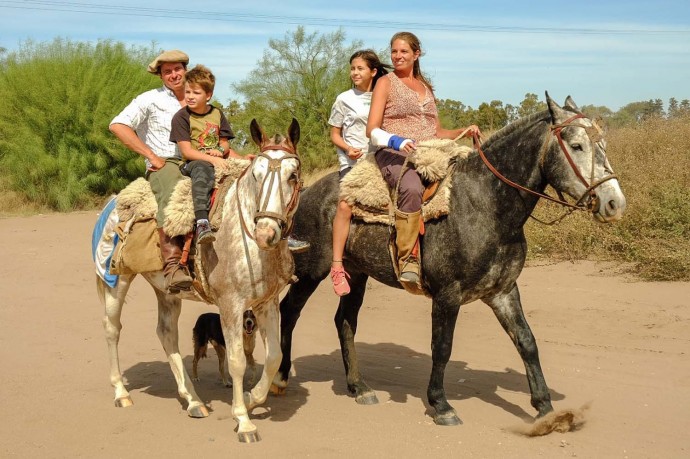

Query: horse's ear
(564, 95), (581, 113)
(288, 118), (300, 149)
(250, 119), (265, 147)
(546, 91), (566, 123)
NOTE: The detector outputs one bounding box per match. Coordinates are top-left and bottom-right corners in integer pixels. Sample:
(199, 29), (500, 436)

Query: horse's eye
(571, 143), (583, 151)
(289, 172), (298, 182)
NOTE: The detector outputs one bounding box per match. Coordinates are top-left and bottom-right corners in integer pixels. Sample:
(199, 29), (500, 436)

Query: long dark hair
(390, 31), (434, 92)
(349, 49), (391, 90)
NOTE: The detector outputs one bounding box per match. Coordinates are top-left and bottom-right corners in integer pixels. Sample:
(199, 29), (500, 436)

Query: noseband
(236, 145), (302, 241)
(475, 113), (617, 215)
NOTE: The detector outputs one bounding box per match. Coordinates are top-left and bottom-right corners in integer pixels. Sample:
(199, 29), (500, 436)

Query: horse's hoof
(434, 410), (462, 426)
(355, 391), (379, 405)
(187, 404), (209, 418)
(238, 431), (261, 443)
(536, 405), (554, 418)
(270, 384), (286, 396)
(114, 397), (133, 408)
(224, 382), (232, 388)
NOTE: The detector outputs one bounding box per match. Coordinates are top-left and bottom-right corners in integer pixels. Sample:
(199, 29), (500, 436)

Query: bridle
(236, 144), (302, 242)
(474, 113), (618, 222)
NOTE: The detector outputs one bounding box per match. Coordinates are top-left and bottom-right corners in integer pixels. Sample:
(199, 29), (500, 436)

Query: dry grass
(525, 117), (690, 280)
(0, 179), (53, 217)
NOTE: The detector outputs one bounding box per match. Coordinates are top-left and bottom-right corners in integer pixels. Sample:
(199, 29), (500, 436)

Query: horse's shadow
(122, 342), (565, 423)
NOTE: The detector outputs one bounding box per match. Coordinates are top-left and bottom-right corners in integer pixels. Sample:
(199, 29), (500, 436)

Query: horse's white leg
(246, 298), (282, 410)
(153, 289), (208, 418)
(99, 274), (135, 407)
(219, 308), (258, 442)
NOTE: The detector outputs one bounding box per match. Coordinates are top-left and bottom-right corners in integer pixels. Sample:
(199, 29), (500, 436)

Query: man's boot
(394, 209), (422, 286)
(157, 228), (193, 293)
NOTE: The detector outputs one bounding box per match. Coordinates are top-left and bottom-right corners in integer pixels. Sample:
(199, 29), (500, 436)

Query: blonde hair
(184, 64), (215, 94)
(390, 32), (434, 92)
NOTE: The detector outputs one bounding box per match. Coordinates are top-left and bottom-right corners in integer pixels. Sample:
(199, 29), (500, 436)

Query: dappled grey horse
(274, 94), (626, 426)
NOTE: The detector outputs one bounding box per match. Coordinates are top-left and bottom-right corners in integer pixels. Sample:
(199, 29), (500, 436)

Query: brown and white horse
(94, 119), (301, 442)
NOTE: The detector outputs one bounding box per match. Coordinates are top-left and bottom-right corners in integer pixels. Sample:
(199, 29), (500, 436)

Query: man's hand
(148, 155), (166, 171)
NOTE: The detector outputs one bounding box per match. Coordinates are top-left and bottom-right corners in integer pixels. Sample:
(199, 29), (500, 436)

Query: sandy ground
(0, 211), (688, 458)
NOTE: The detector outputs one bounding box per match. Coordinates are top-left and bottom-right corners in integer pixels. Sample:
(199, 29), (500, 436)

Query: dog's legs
(100, 274), (135, 408)
(192, 343), (207, 382)
(211, 341), (230, 387)
(154, 289), (208, 418)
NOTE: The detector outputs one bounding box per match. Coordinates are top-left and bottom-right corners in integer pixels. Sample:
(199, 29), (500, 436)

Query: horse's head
(248, 118), (302, 249)
(541, 92), (626, 223)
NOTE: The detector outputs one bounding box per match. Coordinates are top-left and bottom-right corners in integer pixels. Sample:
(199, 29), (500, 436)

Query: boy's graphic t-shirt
(170, 105), (234, 151)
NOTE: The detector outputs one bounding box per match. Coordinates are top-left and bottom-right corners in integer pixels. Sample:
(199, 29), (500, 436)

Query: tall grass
(525, 117), (690, 280)
(0, 39), (159, 210)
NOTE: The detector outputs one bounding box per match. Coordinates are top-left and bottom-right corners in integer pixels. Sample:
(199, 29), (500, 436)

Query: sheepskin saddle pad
(115, 158), (251, 237)
(339, 139), (472, 224)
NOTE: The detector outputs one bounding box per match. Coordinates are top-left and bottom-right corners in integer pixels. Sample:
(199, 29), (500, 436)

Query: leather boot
(394, 209), (422, 286)
(157, 228), (193, 293)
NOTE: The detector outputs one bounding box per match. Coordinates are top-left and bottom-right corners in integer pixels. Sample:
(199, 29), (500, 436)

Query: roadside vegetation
(1, 33), (688, 280)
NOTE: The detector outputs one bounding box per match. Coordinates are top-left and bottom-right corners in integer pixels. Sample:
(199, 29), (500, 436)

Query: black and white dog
(192, 310), (257, 387)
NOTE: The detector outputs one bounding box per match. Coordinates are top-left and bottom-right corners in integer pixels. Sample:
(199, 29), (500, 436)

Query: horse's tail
(95, 275), (106, 307)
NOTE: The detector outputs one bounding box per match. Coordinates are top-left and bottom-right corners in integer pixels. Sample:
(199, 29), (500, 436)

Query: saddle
(338, 138), (472, 224)
(339, 138), (472, 297)
(111, 158), (252, 301)
(116, 158), (251, 236)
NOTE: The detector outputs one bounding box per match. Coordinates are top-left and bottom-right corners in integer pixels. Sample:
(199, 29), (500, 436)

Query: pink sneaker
(330, 265), (351, 296)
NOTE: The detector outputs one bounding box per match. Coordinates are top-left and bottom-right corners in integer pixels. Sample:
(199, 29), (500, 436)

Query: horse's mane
(481, 110), (551, 151)
(481, 105), (584, 151)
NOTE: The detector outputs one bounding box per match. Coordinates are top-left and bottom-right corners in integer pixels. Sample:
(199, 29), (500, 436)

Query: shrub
(0, 39), (159, 210)
(525, 117), (690, 280)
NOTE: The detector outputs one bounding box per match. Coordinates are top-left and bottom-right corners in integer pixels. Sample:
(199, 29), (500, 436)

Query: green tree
(475, 100), (508, 131)
(518, 92), (547, 118)
(679, 99), (690, 117)
(580, 104), (614, 124)
(0, 39), (159, 210)
(505, 103), (519, 123)
(668, 97), (679, 118)
(610, 99), (665, 127)
(436, 98), (475, 130)
(231, 27), (362, 171)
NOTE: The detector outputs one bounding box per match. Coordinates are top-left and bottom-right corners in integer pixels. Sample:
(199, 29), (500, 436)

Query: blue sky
(2, 0), (689, 111)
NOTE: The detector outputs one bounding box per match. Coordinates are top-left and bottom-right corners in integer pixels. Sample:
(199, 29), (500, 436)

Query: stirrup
(399, 271), (420, 284)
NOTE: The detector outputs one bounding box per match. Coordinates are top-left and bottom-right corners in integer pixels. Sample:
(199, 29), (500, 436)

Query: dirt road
(1, 211), (688, 458)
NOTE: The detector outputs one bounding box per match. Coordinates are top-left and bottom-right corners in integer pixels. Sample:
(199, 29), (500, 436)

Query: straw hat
(147, 50), (189, 75)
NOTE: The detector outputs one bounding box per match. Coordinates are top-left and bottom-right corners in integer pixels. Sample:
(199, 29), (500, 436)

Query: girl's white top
(328, 88), (372, 171)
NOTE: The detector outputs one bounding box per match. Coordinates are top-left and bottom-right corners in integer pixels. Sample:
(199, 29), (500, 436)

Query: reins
(472, 114), (617, 224)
